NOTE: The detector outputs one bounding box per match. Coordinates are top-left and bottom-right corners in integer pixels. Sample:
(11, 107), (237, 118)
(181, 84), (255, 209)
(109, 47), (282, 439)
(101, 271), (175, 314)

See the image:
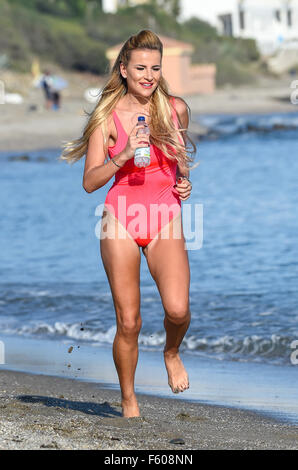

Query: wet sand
(0, 368), (298, 450)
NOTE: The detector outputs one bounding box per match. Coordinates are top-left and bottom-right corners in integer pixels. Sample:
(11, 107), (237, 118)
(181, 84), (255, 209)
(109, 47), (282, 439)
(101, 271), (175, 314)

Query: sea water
(1, 111), (298, 422)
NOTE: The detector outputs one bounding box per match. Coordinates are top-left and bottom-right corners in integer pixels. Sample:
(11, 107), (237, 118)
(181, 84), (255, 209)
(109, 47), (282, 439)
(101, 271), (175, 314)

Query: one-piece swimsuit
(104, 97), (182, 248)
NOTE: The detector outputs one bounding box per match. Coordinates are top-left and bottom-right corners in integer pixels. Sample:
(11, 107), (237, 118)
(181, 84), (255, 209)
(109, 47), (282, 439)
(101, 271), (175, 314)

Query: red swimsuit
(104, 97), (182, 248)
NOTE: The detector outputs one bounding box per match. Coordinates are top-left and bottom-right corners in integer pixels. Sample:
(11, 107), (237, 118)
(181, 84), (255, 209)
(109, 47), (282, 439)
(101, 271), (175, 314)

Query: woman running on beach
(60, 30), (196, 418)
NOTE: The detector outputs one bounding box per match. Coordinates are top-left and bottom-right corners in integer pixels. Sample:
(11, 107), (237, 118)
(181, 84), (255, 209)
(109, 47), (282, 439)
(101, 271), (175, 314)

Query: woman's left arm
(174, 97), (192, 201)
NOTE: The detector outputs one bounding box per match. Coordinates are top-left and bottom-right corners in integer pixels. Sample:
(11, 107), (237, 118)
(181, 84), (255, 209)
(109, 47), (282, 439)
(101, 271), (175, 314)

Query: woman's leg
(142, 212), (190, 393)
(100, 209), (142, 417)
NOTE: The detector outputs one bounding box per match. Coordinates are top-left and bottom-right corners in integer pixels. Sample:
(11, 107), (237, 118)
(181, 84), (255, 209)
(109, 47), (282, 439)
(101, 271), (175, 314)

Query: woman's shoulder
(170, 96), (188, 114)
(170, 96), (189, 127)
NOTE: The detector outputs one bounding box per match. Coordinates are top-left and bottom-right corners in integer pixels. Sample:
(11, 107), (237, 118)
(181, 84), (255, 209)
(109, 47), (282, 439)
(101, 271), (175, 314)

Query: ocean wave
(1, 321), (295, 365)
(183, 333), (292, 360)
(197, 112), (298, 139)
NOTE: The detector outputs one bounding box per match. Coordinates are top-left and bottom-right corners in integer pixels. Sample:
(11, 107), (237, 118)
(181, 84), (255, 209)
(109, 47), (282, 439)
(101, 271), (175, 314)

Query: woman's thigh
(142, 213), (190, 316)
(100, 208), (142, 322)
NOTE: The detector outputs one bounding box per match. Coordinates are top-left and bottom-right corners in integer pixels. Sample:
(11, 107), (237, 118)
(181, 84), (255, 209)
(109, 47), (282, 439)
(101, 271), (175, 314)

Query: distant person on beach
(41, 70), (54, 110)
(41, 70), (61, 110)
(60, 30), (196, 418)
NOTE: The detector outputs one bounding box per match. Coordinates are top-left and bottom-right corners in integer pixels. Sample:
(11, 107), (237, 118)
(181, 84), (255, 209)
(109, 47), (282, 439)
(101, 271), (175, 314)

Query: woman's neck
(122, 92), (151, 112)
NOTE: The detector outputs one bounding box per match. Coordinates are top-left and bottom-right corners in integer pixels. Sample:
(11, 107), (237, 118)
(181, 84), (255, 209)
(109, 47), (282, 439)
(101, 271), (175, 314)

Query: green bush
(1, 1), (108, 74)
(41, 16), (109, 73)
(216, 58), (257, 86)
(180, 16), (218, 41)
(0, 2), (31, 71)
(7, 0), (90, 18)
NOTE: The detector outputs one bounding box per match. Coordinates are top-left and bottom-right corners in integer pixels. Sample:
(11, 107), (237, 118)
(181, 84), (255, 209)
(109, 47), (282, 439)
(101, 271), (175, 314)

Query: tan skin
(83, 49), (192, 418)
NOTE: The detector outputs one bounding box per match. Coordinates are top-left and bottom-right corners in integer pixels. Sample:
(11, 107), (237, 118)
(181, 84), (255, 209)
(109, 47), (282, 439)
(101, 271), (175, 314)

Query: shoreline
(1, 105), (297, 155)
(0, 80), (297, 153)
(0, 367), (298, 450)
(1, 335), (298, 427)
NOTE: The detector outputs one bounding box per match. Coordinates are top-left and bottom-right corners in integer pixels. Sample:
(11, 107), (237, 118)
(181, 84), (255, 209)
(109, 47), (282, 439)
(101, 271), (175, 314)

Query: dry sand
(0, 70), (297, 153)
(0, 369), (298, 450)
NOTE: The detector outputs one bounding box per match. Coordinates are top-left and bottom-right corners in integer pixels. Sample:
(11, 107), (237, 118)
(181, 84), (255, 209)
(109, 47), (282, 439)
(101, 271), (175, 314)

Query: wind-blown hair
(59, 30), (197, 170)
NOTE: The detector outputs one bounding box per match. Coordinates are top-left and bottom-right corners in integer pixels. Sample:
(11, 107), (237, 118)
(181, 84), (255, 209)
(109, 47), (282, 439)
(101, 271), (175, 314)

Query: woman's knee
(116, 313), (142, 337)
(164, 304), (190, 325)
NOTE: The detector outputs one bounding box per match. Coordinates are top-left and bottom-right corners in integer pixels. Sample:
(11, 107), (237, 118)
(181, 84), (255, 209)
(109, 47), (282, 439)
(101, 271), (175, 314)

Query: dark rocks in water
(8, 154), (30, 161)
(7, 154), (48, 162)
(195, 112), (298, 141)
(246, 123), (268, 132)
(246, 123), (296, 133)
(198, 121), (298, 140)
(272, 123), (296, 130)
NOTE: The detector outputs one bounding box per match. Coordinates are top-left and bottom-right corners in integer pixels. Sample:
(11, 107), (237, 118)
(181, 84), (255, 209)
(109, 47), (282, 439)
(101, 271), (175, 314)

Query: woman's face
(120, 49), (162, 98)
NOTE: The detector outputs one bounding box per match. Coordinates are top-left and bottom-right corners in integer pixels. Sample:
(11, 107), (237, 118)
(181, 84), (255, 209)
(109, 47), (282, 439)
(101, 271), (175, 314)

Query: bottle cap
(138, 116), (145, 121)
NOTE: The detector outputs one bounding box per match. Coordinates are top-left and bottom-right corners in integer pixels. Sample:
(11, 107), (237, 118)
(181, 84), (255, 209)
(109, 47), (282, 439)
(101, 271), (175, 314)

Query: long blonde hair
(59, 30), (197, 170)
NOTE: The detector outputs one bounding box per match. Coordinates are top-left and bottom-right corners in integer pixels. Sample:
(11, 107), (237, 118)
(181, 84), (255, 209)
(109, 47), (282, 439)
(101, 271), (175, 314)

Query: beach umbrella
(51, 76), (68, 91)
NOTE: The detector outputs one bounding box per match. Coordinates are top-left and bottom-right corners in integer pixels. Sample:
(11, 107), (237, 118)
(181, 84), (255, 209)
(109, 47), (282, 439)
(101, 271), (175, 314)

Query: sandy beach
(0, 368), (297, 450)
(0, 70), (297, 153)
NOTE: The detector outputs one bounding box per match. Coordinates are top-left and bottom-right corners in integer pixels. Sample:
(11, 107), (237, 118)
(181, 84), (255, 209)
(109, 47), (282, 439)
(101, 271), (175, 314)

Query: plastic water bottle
(134, 116), (150, 168)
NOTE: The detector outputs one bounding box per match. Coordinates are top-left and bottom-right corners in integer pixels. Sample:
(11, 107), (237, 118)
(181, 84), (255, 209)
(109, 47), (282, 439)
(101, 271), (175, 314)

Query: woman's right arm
(83, 120), (149, 193)
(82, 123), (128, 194)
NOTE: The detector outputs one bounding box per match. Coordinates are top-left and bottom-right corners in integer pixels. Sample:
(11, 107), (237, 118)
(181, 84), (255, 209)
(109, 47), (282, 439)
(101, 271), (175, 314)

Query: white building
(102, 0), (148, 13)
(180, 0), (298, 55)
(102, 0), (298, 55)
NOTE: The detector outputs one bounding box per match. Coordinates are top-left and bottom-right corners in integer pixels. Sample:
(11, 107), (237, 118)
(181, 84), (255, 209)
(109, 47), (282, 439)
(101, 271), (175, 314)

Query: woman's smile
(140, 82), (153, 89)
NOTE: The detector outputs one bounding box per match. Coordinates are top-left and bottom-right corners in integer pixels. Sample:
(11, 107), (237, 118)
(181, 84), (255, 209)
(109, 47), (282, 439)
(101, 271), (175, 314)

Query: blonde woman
(60, 30), (196, 418)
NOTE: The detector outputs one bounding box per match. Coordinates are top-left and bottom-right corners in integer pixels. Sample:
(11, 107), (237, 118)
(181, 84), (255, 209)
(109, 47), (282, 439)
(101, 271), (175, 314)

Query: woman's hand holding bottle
(120, 123), (150, 162)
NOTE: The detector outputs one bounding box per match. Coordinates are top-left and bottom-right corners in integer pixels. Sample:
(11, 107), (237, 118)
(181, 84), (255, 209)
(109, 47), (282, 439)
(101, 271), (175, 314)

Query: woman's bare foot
(121, 394), (140, 418)
(163, 351), (189, 394)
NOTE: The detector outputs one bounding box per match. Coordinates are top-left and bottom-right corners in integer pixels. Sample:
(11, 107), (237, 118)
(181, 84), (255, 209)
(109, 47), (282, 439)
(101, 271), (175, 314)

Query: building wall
(162, 54), (216, 96)
(236, 0), (298, 54)
(180, 0), (298, 55)
(180, 0), (237, 25)
(102, 0), (117, 13)
(102, 0), (149, 12)
(102, 0), (114, 13)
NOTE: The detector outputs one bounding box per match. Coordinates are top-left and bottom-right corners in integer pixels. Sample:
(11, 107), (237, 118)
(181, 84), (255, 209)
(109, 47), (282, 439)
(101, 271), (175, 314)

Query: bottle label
(135, 147), (150, 159)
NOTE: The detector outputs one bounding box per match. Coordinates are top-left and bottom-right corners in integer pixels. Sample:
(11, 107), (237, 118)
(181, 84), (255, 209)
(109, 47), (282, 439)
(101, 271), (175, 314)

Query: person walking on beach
(40, 70), (62, 110)
(41, 70), (54, 110)
(60, 30), (196, 418)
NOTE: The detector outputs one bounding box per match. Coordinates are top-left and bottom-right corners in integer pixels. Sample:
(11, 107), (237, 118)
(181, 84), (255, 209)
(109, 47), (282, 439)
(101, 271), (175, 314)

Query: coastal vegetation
(0, 0), (261, 86)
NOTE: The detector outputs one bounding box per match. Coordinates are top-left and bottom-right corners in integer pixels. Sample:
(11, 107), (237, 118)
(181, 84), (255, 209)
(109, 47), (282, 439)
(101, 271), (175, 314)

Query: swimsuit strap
(112, 110), (127, 140)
